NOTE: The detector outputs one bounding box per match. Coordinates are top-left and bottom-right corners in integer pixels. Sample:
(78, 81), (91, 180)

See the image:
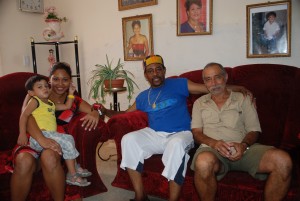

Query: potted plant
(88, 55), (139, 105)
(43, 6), (67, 41)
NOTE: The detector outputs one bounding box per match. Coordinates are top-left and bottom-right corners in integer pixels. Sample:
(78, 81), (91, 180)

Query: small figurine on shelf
(48, 49), (56, 71)
(43, 6), (67, 42)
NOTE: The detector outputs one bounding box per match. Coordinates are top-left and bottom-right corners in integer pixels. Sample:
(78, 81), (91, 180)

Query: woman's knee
(14, 153), (36, 175)
(40, 149), (62, 170)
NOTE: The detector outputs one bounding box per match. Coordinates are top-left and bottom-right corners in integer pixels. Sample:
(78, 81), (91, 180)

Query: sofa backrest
(177, 64), (300, 149)
(0, 72), (37, 150)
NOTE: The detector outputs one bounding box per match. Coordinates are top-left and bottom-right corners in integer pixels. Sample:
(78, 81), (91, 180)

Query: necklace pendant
(152, 103), (156, 109)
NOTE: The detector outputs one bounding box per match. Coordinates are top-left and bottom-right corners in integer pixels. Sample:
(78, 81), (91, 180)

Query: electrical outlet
(23, 55), (30, 67)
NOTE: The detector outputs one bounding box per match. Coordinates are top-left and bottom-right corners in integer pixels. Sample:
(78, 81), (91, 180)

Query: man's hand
(227, 142), (248, 161)
(213, 140), (232, 158)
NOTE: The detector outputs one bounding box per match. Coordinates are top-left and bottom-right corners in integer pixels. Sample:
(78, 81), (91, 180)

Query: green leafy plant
(44, 6), (67, 22)
(88, 55), (139, 105)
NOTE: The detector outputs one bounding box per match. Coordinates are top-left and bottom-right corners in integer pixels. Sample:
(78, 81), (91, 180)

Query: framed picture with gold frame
(246, 1), (291, 58)
(122, 14), (153, 61)
(118, 0), (157, 11)
(177, 0), (213, 36)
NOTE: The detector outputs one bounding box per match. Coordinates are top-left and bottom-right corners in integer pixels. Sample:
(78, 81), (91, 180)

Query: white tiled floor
(83, 140), (165, 201)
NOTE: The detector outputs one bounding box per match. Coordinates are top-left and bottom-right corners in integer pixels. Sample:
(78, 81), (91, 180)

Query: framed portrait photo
(246, 1), (291, 58)
(118, 0), (157, 11)
(122, 14), (154, 61)
(177, 0), (213, 36)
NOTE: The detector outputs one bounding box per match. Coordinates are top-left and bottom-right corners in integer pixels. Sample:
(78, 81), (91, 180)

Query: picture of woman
(180, 0), (206, 33)
(127, 20), (150, 58)
(177, 0), (212, 36)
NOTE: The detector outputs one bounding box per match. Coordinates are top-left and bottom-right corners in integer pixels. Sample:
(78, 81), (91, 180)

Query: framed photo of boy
(246, 1), (291, 58)
(118, 0), (157, 11)
(122, 14), (153, 61)
(177, 0), (213, 36)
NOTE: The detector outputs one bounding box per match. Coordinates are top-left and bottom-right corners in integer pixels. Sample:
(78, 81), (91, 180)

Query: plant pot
(104, 79), (125, 89)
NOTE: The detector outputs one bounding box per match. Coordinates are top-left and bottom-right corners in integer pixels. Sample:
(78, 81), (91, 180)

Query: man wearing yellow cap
(100, 55), (251, 201)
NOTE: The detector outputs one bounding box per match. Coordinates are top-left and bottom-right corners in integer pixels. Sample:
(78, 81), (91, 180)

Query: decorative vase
(43, 19), (64, 42)
(104, 79), (125, 89)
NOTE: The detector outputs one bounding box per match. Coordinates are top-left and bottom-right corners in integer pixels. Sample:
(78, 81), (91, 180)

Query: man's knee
(273, 149), (293, 175)
(194, 152), (219, 175)
(262, 149), (293, 176)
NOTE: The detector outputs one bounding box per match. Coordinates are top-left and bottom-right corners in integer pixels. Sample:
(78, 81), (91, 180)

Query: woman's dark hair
(131, 20), (141, 29)
(266, 11), (276, 20)
(185, 0), (202, 12)
(49, 62), (72, 78)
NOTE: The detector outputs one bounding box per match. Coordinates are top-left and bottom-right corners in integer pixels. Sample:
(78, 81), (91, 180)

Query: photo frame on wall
(118, 0), (157, 11)
(122, 14), (153, 61)
(246, 1), (291, 58)
(177, 0), (213, 36)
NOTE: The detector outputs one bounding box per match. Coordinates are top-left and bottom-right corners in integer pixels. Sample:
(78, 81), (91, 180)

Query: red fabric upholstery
(108, 64), (300, 201)
(0, 72), (110, 201)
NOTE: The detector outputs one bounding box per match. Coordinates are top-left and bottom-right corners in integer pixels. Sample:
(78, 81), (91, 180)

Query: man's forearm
(241, 131), (259, 146)
(103, 108), (126, 118)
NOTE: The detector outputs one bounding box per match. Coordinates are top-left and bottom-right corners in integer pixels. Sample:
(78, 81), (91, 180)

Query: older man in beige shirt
(191, 62), (292, 201)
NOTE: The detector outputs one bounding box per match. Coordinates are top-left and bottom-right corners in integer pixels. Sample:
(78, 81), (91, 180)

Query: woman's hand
(17, 133), (28, 146)
(68, 82), (76, 95)
(38, 137), (62, 155)
(80, 110), (100, 131)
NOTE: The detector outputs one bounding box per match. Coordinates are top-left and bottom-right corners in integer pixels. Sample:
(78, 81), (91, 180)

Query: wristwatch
(242, 142), (250, 151)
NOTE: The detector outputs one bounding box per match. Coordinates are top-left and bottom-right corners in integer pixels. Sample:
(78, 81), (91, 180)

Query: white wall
(1, 0), (300, 109)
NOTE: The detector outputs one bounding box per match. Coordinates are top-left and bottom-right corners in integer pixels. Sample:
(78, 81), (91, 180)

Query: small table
(104, 87), (126, 111)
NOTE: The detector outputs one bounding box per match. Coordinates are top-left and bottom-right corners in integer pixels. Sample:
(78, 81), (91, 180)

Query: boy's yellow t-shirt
(31, 96), (57, 131)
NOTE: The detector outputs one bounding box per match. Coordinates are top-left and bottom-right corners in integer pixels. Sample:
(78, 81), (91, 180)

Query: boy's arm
(19, 98), (38, 138)
(55, 83), (76, 111)
(21, 94), (32, 112)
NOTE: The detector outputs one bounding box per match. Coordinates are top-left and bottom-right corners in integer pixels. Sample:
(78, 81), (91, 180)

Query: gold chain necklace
(148, 87), (162, 109)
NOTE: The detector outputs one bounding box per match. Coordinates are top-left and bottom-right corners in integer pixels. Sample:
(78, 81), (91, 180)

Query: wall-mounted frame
(246, 1), (291, 58)
(118, 0), (157, 11)
(177, 0), (213, 36)
(122, 14), (153, 61)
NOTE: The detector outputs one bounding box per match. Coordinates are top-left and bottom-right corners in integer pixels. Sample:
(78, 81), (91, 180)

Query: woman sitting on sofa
(10, 62), (103, 201)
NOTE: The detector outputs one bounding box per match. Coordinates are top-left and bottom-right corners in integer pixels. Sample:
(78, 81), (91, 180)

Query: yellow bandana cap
(143, 55), (164, 70)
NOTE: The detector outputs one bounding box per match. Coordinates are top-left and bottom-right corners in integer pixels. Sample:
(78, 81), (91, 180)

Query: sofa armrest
(66, 112), (109, 165)
(64, 112), (110, 196)
(107, 110), (148, 141)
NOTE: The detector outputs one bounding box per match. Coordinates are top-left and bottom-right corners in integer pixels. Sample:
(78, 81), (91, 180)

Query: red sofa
(107, 64), (300, 201)
(0, 72), (110, 201)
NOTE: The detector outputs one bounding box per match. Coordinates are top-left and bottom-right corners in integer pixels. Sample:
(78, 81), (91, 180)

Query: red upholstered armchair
(0, 72), (110, 201)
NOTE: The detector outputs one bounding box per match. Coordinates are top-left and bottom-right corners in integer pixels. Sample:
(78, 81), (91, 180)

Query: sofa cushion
(230, 64), (298, 147)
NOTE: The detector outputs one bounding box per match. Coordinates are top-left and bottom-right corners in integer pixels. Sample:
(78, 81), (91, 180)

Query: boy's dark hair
(25, 75), (47, 91)
(266, 11), (276, 20)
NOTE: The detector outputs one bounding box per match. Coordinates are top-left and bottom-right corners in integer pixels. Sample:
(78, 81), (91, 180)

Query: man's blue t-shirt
(136, 78), (191, 132)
